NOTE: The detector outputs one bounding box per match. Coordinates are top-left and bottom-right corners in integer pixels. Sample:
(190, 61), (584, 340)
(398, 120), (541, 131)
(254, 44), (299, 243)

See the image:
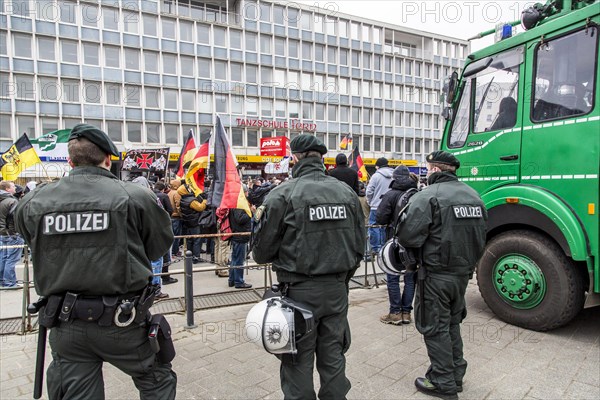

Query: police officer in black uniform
(14, 124), (177, 399)
(396, 151), (487, 400)
(252, 135), (365, 400)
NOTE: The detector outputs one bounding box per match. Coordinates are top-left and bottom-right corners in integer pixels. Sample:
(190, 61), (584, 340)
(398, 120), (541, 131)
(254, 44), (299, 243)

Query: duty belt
(44, 284), (159, 328)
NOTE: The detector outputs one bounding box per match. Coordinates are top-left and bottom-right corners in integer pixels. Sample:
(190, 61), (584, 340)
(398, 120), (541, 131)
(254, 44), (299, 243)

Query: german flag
(209, 116), (251, 216)
(339, 133), (353, 150)
(348, 145), (368, 182)
(0, 134), (42, 181)
(174, 130), (196, 179)
(184, 138), (210, 197)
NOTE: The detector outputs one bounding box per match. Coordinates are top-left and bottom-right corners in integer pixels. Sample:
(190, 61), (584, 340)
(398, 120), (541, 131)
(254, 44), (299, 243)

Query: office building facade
(0, 0), (469, 176)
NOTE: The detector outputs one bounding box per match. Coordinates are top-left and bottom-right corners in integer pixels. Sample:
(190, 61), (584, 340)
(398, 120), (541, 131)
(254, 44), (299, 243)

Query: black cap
(290, 134), (327, 155)
(426, 151), (460, 168)
(335, 153), (348, 166)
(375, 157), (389, 168)
(69, 123), (120, 157)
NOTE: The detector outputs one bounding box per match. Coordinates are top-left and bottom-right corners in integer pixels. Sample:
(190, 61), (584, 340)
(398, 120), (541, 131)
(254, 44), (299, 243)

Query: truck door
(446, 47), (525, 194)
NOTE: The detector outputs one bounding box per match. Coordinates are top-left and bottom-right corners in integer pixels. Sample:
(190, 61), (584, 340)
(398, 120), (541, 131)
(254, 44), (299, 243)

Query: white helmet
(377, 239), (417, 275)
(245, 297), (314, 354)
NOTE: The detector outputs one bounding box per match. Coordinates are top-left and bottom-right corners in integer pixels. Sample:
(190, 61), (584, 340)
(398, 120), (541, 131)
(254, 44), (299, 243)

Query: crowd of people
(0, 124), (487, 400)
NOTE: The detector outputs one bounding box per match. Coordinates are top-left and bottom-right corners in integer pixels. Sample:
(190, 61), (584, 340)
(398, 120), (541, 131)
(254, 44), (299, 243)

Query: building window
(215, 94), (228, 113)
(289, 102), (300, 119)
(125, 85), (140, 107)
(39, 77), (58, 101)
(261, 98), (273, 117)
(363, 109), (371, 124)
(181, 91), (195, 111)
(180, 20), (193, 42)
(123, 9), (138, 34)
(162, 18), (176, 39)
(81, 4), (99, 28)
(302, 103), (312, 119)
(197, 24), (210, 44)
(124, 48), (139, 70)
(245, 32), (257, 51)
(59, 1), (77, 24)
(13, 34), (31, 58)
(247, 97), (258, 116)
(275, 37), (285, 56)
(84, 81), (101, 103)
(143, 14), (157, 36)
(246, 65), (257, 84)
(232, 128), (244, 146)
(385, 137), (392, 152)
(103, 7), (119, 30)
(276, 100), (286, 118)
(198, 58), (211, 79)
(62, 80), (80, 102)
(247, 130), (258, 147)
(128, 122), (142, 143)
(83, 42), (99, 65)
(405, 138), (412, 153)
(15, 75), (34, 100)
(231, 95), (243, 115)
(315, 44), (324, 62)
(17, 116), (36, 139)
(289, 40), (298, 58)
(145, 87), (160, 108)
(328, 105), (337, 122)
(163, 53), (177, 75)
(164, 89), (178, 110)
(37, 37), (55, 61)
(260, 34), (271, 53)
(146, 123), (160, 143)
(415, 139), (421, 154)
(215, 60), (227, 80)
(395, 138), (402, 153)
(104, 46), (120, 68)
(230, 30), (242, 49)
(315, 104), (325, 120)
(105, 83), (121, 105)
(363, 135), (371, 151)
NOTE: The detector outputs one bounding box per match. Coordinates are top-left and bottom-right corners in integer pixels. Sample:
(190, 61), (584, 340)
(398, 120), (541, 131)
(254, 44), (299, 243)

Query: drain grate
(193, 289), (262, 310)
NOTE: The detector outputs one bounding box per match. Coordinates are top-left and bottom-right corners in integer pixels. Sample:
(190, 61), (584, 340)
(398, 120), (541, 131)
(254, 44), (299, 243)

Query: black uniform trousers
(279, 274), (351, 400)
(47, 319), (176, 400)
(415, 273), (469, 394)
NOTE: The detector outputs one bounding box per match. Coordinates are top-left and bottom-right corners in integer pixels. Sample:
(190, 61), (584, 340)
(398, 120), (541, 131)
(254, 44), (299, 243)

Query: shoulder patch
(308, 204), (348, 221)
(43, 211), (110, 235)
(452, 205), (483, 219)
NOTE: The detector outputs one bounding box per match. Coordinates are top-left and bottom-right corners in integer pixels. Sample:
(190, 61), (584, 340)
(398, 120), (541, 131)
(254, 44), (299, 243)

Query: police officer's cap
(290, 134), (327, 155)
(69, 124), (120, 157)
(426, 150), (460, 168)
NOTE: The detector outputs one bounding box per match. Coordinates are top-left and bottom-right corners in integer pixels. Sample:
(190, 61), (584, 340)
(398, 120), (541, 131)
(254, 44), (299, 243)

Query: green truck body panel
(442, 1), (599, 295)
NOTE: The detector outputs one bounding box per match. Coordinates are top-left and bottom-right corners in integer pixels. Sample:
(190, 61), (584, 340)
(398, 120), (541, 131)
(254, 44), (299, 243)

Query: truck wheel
(477, 230), (584, 331)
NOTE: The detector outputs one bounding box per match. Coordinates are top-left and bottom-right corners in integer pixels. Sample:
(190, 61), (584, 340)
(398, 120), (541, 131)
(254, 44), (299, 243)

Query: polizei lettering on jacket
(452, 205), (483, 219)
(43, 212), (110, 235)
(308, 205), (347, 221)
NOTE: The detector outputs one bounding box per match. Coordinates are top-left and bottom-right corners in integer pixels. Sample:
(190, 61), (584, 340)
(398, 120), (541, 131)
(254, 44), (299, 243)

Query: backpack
(198, 207), (217, 234)
(392, 188), (418, 235)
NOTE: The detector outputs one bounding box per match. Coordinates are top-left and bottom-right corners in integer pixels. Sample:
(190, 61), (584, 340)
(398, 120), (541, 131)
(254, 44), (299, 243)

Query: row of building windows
(1, 30), (454, 80)
(1, 76), (441, 128)
(4, 0), (467, 59)
(0, 113), (439, 155)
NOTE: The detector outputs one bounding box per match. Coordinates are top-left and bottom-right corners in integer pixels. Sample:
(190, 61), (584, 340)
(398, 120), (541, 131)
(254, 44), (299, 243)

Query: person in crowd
(366, 157), (394, 257)
(247, 177), (274, 207)
(13, 123), (176, 398)
(358, 181), (370, 225)
(376, 166), (419, 325)
(396, 151), (487, 400)
(177, 182), (208, 264)
(328, 153), (360, 194)
(153, 182), (177, 285)
(253, 134), (365, 399)
(168, 179), (183, 258)
(0, 181), (24, 289)
(228, 191), (252, 289)
(130, 176), (169, 299)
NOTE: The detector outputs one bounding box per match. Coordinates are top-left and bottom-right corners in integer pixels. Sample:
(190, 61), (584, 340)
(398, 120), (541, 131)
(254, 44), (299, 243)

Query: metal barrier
(1, 225), (386, 335)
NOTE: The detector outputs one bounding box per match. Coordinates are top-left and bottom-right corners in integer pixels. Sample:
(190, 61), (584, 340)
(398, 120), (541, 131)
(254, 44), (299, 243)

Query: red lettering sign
(260, 136), (290, 156)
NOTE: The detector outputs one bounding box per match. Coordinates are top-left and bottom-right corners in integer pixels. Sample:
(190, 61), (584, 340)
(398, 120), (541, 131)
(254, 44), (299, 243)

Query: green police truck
(440, 0), (599, 331)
